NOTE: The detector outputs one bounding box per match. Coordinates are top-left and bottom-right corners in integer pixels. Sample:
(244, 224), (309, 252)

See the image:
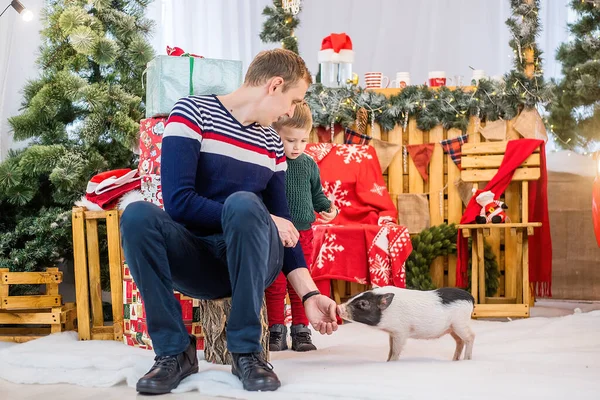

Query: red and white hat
(318, 33), (354, 63)
(86, 168), (140, 195)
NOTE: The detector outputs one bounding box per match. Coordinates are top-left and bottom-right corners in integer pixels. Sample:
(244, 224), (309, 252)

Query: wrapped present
(145, 54), (242, 117)
(139, 118), (165, 208)
(123, 262), (205, 350)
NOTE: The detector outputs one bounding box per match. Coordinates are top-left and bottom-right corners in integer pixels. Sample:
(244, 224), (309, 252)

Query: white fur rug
(1, 310), (600, 400)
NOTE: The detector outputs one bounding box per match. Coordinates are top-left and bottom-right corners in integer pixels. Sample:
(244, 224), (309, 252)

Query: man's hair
(272, 101), (313, 133)
(245, 48), (312, 91)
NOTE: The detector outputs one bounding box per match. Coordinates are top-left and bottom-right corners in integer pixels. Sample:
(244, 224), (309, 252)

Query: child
(266, 102), (338, 352)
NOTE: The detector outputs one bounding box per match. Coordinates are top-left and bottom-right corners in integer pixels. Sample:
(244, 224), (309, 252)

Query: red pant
(265, 229), (313, 327)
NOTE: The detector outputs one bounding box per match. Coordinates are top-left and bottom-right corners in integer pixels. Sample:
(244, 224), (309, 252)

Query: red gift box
(123, 262), (205, 351)
(139, 118), (165, 208)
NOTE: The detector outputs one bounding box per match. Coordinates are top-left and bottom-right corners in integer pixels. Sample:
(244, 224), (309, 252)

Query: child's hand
(319, 205), (338, 223)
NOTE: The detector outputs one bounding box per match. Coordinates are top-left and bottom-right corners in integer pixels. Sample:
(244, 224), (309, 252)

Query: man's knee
(120, 201), (164, 240)
(222, 192), (265, 224)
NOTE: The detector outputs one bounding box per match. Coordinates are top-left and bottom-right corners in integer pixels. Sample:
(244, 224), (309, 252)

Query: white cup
(364, 72), (389, 88)
(391, 72), (411, 88)
(471, 69), (486, 85)
(428, 71), (447, 87)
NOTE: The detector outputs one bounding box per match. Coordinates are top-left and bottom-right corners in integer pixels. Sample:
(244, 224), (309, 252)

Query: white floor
(1, 299), (599, 400)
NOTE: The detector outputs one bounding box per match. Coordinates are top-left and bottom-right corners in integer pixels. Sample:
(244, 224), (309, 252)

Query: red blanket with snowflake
(305, 144), (412, 288)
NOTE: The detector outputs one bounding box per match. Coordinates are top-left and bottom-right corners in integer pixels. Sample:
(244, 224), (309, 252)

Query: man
(120, 48), (338, 394)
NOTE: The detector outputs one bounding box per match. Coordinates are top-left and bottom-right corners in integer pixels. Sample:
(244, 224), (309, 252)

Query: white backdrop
(0, 0), (573, 161)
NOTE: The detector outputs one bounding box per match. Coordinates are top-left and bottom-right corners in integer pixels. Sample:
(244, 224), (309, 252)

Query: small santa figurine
(474, 189), (508, 224)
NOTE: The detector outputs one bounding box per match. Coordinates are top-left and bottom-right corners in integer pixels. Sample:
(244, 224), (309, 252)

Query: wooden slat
(457, 223), (541, 229)
(462, 140), (539, 155)
(504, 182), (521, 300)
(367, 122), (382, 141)
(387, 125), (404, 202)
(522, 233), (531, 306)
(0, 327), (50, 336)
(0, 334), (47, 343)
(85, 219), (104, 328)
(477, 230), (485, 304)
(0, 311), (61, 325)
(471, 232), (479, 302)
(461, 153), (540, 169)
(91, 326), (114, 334)
(3, 295), (61, 310)
(0, 268), (8, 308)
(72, 207), (91, 341)
(521, 181), (529, 222)
(446, 128), (462, 286)
(461, 167), (540, 182)
(91, 332), (115, 341)
(2, 271), (62, 285)
(83, 209), (124, 219)
(515, 229), (525, 304)
(468, 116), (482, 143)
(50, 307), (63, 333)
(485, 296), (517, 304)
(429, 126), (444, 287)
(472, 304), (529, 318)
(106, 210), (124, 341)
(407, 119), (424, 193)
(45, 267), (60, 297)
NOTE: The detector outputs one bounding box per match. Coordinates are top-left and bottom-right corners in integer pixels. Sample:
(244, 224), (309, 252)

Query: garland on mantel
(304, 0), (553, 134)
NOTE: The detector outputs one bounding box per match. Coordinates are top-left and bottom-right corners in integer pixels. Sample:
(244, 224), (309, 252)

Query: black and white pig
(337, 286), (475, 362)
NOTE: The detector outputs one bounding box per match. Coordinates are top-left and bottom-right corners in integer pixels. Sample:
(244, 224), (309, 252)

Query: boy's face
(259, 78), (308, 126)
(279, 127), (310, 160)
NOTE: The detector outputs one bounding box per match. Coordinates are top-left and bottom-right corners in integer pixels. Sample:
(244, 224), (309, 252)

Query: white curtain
(0, 0), (573, 161)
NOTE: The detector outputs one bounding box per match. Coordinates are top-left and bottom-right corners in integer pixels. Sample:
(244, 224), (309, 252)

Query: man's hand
(318, 205), (338, 223)
(270, 214), (299, 247)
(304, 294), (338, 334)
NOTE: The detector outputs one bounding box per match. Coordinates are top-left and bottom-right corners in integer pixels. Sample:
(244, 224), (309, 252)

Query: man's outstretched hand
(304, 294), (338, 335)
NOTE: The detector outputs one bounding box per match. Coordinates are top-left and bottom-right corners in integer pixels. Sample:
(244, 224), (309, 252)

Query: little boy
(265, 102), (338, 351)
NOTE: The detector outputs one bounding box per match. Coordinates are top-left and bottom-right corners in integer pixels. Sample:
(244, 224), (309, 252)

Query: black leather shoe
(268, 324), (288, 351)
(231, 352), (281, 391)
(291, 324), (317, 352)
(136, 335), (199, 394)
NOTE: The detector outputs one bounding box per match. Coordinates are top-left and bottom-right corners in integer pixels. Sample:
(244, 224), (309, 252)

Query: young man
(120, 49), (338, 394)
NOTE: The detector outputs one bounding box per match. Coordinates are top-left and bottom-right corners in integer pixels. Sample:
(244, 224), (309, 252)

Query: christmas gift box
(123, 262), (205, 350)
(145, 53), (242, 118)
(139, 117), (165, 208)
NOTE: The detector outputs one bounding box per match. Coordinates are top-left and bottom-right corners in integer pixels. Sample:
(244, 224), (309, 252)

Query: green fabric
(285, 153), (332, 231)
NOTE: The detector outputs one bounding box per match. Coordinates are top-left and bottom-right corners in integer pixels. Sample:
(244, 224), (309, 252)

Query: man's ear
(267, 76), (284, 94)
(378, 293), (395, 311)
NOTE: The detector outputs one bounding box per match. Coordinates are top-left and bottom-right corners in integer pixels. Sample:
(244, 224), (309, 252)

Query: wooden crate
(71, 207), (124, 341)
(311, 98), (539, 308)
(0, 267), (76, 342)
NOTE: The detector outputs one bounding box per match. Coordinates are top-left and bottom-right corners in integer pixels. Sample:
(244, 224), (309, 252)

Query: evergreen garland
(259, 0), (301, 54)
(405, 224), (500, 297)
(548, 0), (600, 151)
(303, 0), (552, 134)
(0, 0), (155, 295)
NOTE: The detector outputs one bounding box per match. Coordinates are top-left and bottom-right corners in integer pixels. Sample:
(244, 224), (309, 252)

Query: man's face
(259, 77), (309, 126)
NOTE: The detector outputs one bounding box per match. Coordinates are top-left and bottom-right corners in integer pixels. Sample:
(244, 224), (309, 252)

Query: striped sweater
(161, 95), (306, 275)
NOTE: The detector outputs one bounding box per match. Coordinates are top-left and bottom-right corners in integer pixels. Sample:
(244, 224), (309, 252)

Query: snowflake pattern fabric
(306, 144), (412, 288)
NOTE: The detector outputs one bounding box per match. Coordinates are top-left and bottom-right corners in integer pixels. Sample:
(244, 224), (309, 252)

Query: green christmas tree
(548, 0), (600, 150)
(0, 0), (154, 293)
(259, 0), (301, 54)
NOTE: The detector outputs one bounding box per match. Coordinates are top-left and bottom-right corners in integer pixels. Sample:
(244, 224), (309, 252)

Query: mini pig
(337, 286), (475, 362)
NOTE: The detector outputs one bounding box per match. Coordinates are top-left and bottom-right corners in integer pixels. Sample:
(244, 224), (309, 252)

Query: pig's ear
(378, 293), (395, 310)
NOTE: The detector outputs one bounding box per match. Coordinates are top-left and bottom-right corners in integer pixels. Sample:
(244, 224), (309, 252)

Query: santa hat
(317, 33), (354, 63)
(83, 169), (142, 210)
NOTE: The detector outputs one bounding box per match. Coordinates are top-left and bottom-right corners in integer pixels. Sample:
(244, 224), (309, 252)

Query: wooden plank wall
(310, 114), (526, 299)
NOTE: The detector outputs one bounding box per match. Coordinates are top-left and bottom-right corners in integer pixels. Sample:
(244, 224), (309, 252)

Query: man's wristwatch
(302, 290), (321, 305)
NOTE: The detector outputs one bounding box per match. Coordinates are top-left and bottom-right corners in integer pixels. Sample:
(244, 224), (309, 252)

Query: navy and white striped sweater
(161, 95), (306, 275)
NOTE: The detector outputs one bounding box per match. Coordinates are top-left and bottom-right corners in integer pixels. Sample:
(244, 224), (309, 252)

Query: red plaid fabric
(344, 127), (372, 145)
(440, 134), (469, 169)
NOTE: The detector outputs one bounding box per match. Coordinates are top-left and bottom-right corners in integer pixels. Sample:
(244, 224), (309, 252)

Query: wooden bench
(456, 141), (541, 318)
(0, 267), (76, 342)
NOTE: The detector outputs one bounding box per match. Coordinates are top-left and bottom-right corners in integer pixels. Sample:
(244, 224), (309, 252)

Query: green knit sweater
(285, 153), (332, 231)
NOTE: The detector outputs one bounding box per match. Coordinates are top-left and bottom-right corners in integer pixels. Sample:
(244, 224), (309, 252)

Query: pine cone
(356, 107), (368, 134)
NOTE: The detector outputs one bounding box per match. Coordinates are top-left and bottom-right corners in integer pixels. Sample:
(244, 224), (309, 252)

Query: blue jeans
(120, 192), (283, 356)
